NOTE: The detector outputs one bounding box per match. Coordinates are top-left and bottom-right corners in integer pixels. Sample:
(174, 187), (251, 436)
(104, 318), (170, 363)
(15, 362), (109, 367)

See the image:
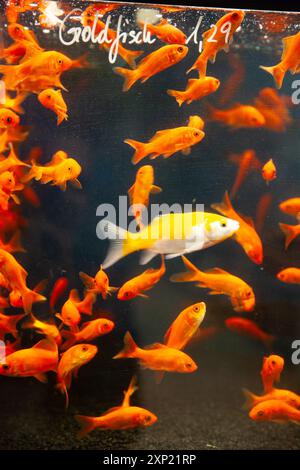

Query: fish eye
(177, 46), (184, 53)
(6, 117), (12, 124)
(193, 306), (199, 312)
(124, 292), (130, 297)
(47, 95), (51, 99)
(58, 59), (63, 65)
(2, 364), (9, 371)
(193, 131), (199, 137)
(232, 12), (239, 20)
(145, 415), (152, 422)
(271, 360), (277, 366)
(82, 345), (88, 352)
(257, 410), (264, 417)
(186, 362), (193, 369)
(68, 167), (72, 171)
(246, 290), (251, 298)
(221, 222), (227, 228)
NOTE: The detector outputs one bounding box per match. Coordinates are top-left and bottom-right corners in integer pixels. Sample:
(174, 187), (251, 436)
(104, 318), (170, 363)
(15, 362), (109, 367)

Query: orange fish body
(212, 192), (263, 264)
(22, 313), (62, 346)
(125, 126), (205, 165)
(141, 19), (186, 44)
(261, 355), (285, 393)
(114, 44), (188, 91)
(260, 31), (300, 89)
(50, 277), (69, 312)
(254, 88), (292, 132)
(167, 76), (220, 106)
(225, 317), (274, 348)
(262, 159), (277, 183)
(38, 89), (68, 125)
(118, 256), (165, 300)
(0, 312), (24, 338)
(277, 267), (300, 285)
(279, 198), (300, 221)
(0, 109), (20, 129)
(208, 104), (265, 129)
(79, 266), (117, 300)
(243, 388), (300, 410)
(249, 400), (300, 423)
(61, 318), (115, 350)
(229, 149), (261, 198)
(0, 145), (30, 176)
(279, 223), (300, 250)
(56, 289), (96, 332)
(187, 11), (245, 76)
(164, 302), (206, 350)
(170, 256), (255, 313)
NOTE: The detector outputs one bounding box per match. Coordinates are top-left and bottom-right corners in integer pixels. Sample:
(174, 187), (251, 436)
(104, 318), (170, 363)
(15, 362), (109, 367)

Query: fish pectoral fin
(139, 250), (158, 265)
(59, 182), (67, 191)
(165, 252), (184, 260)
(34, 373), (48, 383)
(208, 290), (223, 295)
(138, 293), (149, 298)
(150, 185), (162, 194)
(164, 325), (172, 343)
(70, 178), (82, 189)
(182, 147), (191, 156)
(205, 267), (229, 275)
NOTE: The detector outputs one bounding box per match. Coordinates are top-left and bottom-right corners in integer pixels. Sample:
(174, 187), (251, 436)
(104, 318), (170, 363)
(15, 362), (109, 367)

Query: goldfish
(8, 279), (47, 309)
(0, 248), (46, 314)
(279, 223), (300, 250)
(56, 289), (96, 332)
(0, 109), (20, 129)
(114, 331), (197, 375)
(243, 388), (300, 411)
(0, 170), (24, 209)
(262, 159), (277, 183)
(3, 24), (43, 64)
(0, 125), (28, 153)
(277, 268), (300, 285)
(0, 231), (25, 253)
(254, 87), (292, 133)
(0, 92), (28, 114)
(0, 338), (58, 383)
(5, 1), (37, 24)
(22, 313), (62, 346)
(57, 343), (98, 408)
(225, 317), (274, 349)
(128, 165), (162, 229)
(118, 256), (165, 300)
(79, 266), (117, 300)
(171, 256), (255, 313)
(125, 126), (205, 165)
(279, 198), (300, 221)
(229, 150), (261, 199)
(114, 44), (188, 91)
(0, 312), (25, 339)
(167, 76), (220, 107)
(50, 277), (69, 312)
(38, 89), (68, 125)
(260, 31), (300, 89)
(187, 115), (205, 130)
(8, 22), (40, 45)
(75, 376), (157, 437)
(212, 192), (263, 264)
(207, 104), (265, 129)
(261, 355), (284, 393)
(249, 400), (300, 424)
(164, 302), (206, 350)
(99, 211), (239, 268)
(61, 318), (115, 351)
(187, 11), (245, 76)
(140, 18), (186, 44)
(0, 143), (29, 176)
(22, 150), (82, 191)
(255, 193), (272, 233)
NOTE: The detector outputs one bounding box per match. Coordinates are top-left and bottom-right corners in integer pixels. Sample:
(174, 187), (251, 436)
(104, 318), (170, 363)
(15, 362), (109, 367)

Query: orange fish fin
(138, 293), (149, 298)
(124, 139), (147, 165)
(144, 342), (168, 350)
(242, 388), (259, 410)
(75, 415), (97, 438)
(211, 191), (233, 216)
(164, 325), (173, 344)
(32, 337), (57, 352)
(114, 66), (138, 92)
(34, 373), (48, 383)
(128, 183), (135, 202)
(150, 185), (162, 194)
(79, 272), (95, 290)
(113, 331), (138, 359)
(122, 375), (138, 407)
(70, 178), (82, 190)
(279, 223), (299, 250)
(238, 213), (255, 227)
(155, 371), (165, 384)
(69, 289), (80, 302)
(205, 267), (229, 275)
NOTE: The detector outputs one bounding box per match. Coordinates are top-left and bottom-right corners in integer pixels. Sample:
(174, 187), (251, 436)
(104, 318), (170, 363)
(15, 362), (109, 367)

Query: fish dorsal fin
(187, 78), (198, 86)
(80, 321), (92, 329)
(151, 129), (174, 140)
(69, 289), (80, 302)
(238, 213), (255, 227)
(150, 185), (162, 194)
(143, 267), (156, 274)
(47, 151), (68, 166)
(282, 35), (295, 60)
(205, 267), (229, 275)
(164, 325), (172, 343)
(101, 406), (121, 416)
(144, 342), (168, 350)
(32, 338), (57, 351)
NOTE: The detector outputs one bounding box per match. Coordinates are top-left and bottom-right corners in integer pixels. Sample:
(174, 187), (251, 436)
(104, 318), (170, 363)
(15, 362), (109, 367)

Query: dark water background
(0, 1), (300, 450)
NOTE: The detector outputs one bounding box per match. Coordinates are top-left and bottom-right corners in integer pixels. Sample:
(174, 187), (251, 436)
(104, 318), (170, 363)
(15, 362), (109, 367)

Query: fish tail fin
(186, 57), (207, 77)
(7, 230), (25, 253)
(71, 53), (89, 69)
(124, 139), (147, 164)
(167, 89), (185, 107)
(8, 144), (29, 168)
(170, 255), (201, 283)
(113, 66), (139, 91)
(211, 191), (232, 217)
(99, 220), (138, 268)
(113, 331), (138, 359)
(21, 312), (37, 330)
(21, 161), (40, 183)
(259, 64), (285, 89)
(12, 92), (28, 114)
(242, 388), (259, 410)
(124, 49), (144, 68)
(61, 330), (76, 351)
(279, 223), (298, 250)
(56, 381), (69, 409)
(75, 415), (96, 438)
(22, 288), (47, 314)
(79, 271), (95, 290)
(77, 292), (96, 315)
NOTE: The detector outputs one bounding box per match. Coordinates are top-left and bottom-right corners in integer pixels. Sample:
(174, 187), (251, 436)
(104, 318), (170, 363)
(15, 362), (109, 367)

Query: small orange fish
(79, 266), (117, 300)
(50, 277), (69, 312)
(57, 343), (98, 408)
(0, 109), (20, 129)
(207, 104), (265, 129)
(279, 198), (300, 221)
(114, 331), (198, 374)
(8, 22), (40, 45)
(171, 256), (255, 313)
(262, 159), (277, 183)
(75, 376), (157, 437)
(164, 302), (206, 350)
(254, 88), (292, 133)
(261, 355), (284, 393)
(255, 193), (272, 233)
(229, 149), (261, 199)
(187, 11), (245, 76)
(38, 89), (68, 125)
(243, 388), (300, 411)
(0, 170), (24, 210)
(114, 44), (188, 91)
(167, 76), (220, 106)
(125, 125), (205, 165)
(0, 338), (58, 383)
(8, 279), (47, 309)
(140, 18), (186, 44)
(260, 31), (300, 89)
(22, 313), (62, 346)
(0, 312), (25, 339)
(249, 400), (300, 423)
(225, 317), (274, 349)
(56, 289), (96, 332)
(117, 256), (165, 300)
(0, 92), (28, 114)
(61, 318), (115, 351)
(277, 267), (300, 285)
(279, 223), (300, 250)
(212, 192), (263, 265)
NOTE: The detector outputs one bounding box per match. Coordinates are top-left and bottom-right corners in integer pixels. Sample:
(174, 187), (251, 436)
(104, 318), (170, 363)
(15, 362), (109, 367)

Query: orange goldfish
(0, 231), (25, 253)
(164, 302), (206, 350)
(8, 279), (47, 310)
(207, 104), (265, 129)
(114, 331), (197, 374)
(260, 31), (300, 89)
(128, 165), (162, 229)
(57, 343), (98, 408)
(212, 192), (263, 264)
(0, 248), (46, 313)
(225, 317), (274, 349)
(50, 277), (69, 312)
(56, 289), (96, 332)
(167, 76), (220, 106)
(0, 92), (28, 114)
(229, 149), (261, 199)
(22, 150), (82, 191)
(243, 388), (300, 411)
(117, 256), (165, 300)
(79, 266), (117, 300)
(61, 318), (115, 351)
(187, 11), (245, 76)
(170, 256), (255, 313)
(8, 22), (40, 45)
(22, 313), (62, 346)
(279, 223), (300, 250)
(277, 268), (300, 285)
(140, 18), (186, 44)
(254, 87), (292, 133)
(255, 193), (272, 233)
(125, 125), (205, 165)
(75, 376), (157, 437)
(38, 89), (68, 125)
(279, 198), (300, 221)
(261, 355), (284, 393)
(262, 159), (277, 183)
(249, 400), (300, 423)
(114, 44), (188, 91)
(0, 338), (58, 382)
(0, 312), (24, 338)
(0, 171), (24, 210)
(0, 109), (20, 129)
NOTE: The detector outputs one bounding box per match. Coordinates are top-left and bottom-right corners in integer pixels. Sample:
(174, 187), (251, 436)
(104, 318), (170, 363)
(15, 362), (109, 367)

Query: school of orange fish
(0, 2), (300, 438)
